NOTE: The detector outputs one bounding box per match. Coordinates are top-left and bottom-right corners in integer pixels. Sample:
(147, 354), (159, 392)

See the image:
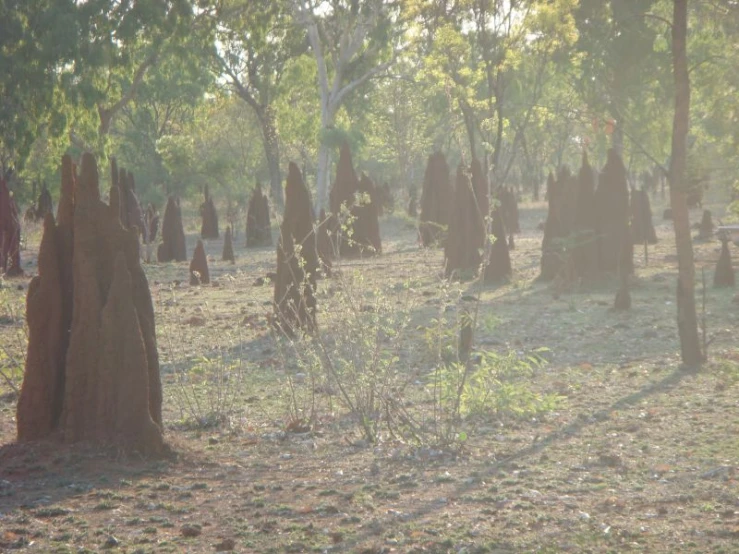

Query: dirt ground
(1, 189), (738, 553)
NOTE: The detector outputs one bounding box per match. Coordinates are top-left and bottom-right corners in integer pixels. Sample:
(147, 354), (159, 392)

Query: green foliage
(424, 306), (562, 445)
(713, 358), (739, 387)
(731, 182), (739, 220)
(6, 0), (739, 211)
(170, 355), (246, 429)
(319, 127), (365, 153)
(162, 305), (253, 430)
(156, 94), (263, 202)
(0, 0), (80, 168)
(450, 350), (561, 418)
(277, 270), (416, 444)
(275, 54), (321, 168)
(109, 37), (215, 201)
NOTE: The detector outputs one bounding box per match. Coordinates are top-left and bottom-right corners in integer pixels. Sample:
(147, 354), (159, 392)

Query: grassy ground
(0, 190), (738, 553)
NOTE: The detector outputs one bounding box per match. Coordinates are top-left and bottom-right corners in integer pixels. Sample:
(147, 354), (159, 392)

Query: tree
(110, 38), (215, 202)
(66, 0), (195, 152)
(156, 93), (264, 203)
(415, 0), (578, 184)
(0, 0), (80, 172)
(213, 0), (307, 208)
(363, 64), (440, 193)
(668, 0), (702, 368)
(292, 0), (399, 211)
(574, 0), (663, 152)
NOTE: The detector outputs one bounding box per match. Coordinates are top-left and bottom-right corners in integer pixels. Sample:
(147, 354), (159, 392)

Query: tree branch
(98, 49), (160, 136)
(331, 59), (392, 110)
(214, 51), (261, 113)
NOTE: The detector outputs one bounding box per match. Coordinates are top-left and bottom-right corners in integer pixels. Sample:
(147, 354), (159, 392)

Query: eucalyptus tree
(111, 37), (216, 199)
(211, 0), (307, 208)
(0, 0), (80, 174)
(668, 0), (701, 368)
(291, 0), (401, 211)
(66, 0), (195, 152)
(414, 0), (578, 181)
(574, 0), (666, 155)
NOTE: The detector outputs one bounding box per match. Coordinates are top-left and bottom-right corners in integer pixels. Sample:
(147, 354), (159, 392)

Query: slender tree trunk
(315, 100), (337, 212)
(492, 96), (504, 171)
(98, 107), (114, 138)
(460, 100), (477, 161)
(258, 107), (283, 210)
(293, 1), (391, 212)
(316, 143), (332, 212)
(668, 0), (702, 368)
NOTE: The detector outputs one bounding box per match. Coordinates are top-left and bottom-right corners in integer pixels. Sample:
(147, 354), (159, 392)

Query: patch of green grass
(92, 500), (118, 511)
(34, 507), (71, 518)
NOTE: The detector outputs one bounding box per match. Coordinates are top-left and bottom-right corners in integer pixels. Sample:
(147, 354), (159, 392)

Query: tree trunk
(259, 108), (283, 210)
(315, 100), (337, 213)
(492, 96), (504, 172)
(98, 106), (113, 138)
(315, 142), (332, 213)
(460, 100), (477, 161)
(668, 0), (702, 369)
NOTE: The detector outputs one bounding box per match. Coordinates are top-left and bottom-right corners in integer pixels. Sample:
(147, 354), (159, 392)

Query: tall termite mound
(0, 176), (23, 276)
(475, 164), (511, 283)
(495, 186), (520, 235)
(33, 183), (53, 221)
(200, 184), (219, 240)
(356, 172), (382, 255)
(419, 152), (451, 247)
(157, 196), (187, 262)
(539, 170), (567, 281)
(222, 225), (235, 263)
(630, 189), (658, 245)
(697, 209), (713, 241)
(246, 182), (272, 247)
(714, 234), (735, 287)
(445, 163), (485, 278)
(16, 153), (165, 454)
(110, 158), (145, 241)
(482, 202), (512, 283)
(274, 163), (319, 336)
(329, 143), (381, 257)
(189, 239), (210, 285)
(596, 148), (632, 274)
(572, 152), (599, 281)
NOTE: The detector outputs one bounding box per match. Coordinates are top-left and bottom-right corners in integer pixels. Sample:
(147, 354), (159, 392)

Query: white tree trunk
(315, 97), (338, 212)
(292, 0), (393, 213)
(315, 143), (332, 212)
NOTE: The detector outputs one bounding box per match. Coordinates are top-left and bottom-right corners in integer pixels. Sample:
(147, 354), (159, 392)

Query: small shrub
(161, 297), (253, 430)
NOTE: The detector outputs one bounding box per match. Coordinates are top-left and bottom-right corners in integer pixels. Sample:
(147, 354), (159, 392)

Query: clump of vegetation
(275, 263), (561, 448)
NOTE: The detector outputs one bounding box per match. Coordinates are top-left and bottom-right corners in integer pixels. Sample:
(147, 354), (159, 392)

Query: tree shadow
(338, 366), (691, 551)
